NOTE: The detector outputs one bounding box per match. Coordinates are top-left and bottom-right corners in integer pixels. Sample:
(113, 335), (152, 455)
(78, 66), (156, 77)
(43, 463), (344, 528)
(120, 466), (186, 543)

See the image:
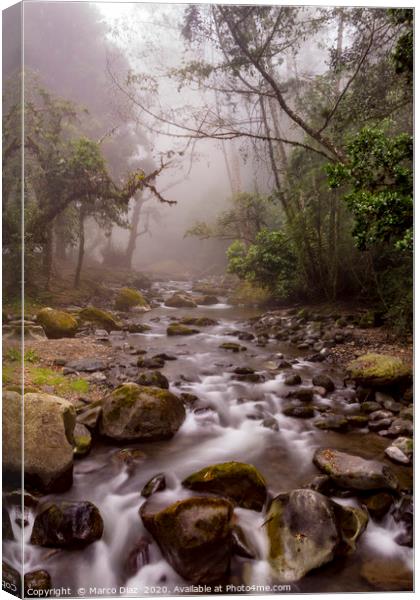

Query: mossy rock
(140, 496), (233, 583)
(182, 461), (267, 511)
(115, 288), (150, 312)
(346, 354), (412, 388)
(137, 371), (169, 389)
(73, 423), (92, 457)
(100, 382), (185, 442)
(219, 342), (246, 352)
(180, 317), (218, 327)
(30, 501), (103, 548)
(79, 306), (122, 332)
(167, 324), (199, 336)
(266, 489), (339, 581)
(3, 391), (75, 492)
(36, 308), (78, 339)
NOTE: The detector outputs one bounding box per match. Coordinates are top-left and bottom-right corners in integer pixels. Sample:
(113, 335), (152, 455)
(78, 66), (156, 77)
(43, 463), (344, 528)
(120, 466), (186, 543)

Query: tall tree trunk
(74, 208), (86, 288)
(124, 196), (145, 269)
(43, 228), (53, 290)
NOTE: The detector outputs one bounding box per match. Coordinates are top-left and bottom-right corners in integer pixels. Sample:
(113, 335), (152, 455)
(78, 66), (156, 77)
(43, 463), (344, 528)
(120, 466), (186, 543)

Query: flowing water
(5, 281), (413, 595)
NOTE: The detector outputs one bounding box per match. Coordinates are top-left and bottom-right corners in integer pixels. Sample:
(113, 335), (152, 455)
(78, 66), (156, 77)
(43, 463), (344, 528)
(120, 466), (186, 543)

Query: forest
(2, 2), (414, 597)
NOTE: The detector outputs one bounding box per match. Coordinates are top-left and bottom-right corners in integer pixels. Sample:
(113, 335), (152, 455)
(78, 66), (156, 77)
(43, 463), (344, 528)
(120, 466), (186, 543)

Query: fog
(18, 1), (335, 278)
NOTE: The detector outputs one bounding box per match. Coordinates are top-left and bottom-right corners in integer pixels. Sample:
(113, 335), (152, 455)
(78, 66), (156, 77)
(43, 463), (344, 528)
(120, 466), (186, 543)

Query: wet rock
(2, 561), (21, 595)
(312, 374), (335, 392)
(369, 409), (394, 421)
(237, 331), (255, 341)
(361, 401), (382, 413)
(363, 492), (394, 519)
(24, 570), (52, 595)
(137, 356), (165, 369)
(277, 360), (292, 369)
(283, 404), (314, 419)
(332, 503), (368, 555)
(73, 423), (92, 457)
(164, 293), (197, 308)
(266, 490), (339, 582)
(3, 391), (76, 492)
(305, 474), (335, 495)
(399, 405), (413, 421)
(180, 317), (218, 327)
(182, 461), (267, 511)
(385, 418), (413, 438)
(392, 495), (413, 547)
(100, 383), (186, 442)
(381, 399), (403, 413)
(287, 387), (314, 402)
(112, 448), (146, 472)
(368, 418), (394, 432)
(31, 501), (104, 548)
(180, 392), (199, 406)
(126, 323), (152, 333)
(140, 496), (233, 584)
(219, 342), (246, 352)
(79, 306), (122, 332)
(124, 537), (151, 577)
(385, 437), (413, 464)
(314, 414), (348, 432)
(153, 352), (177, 361)
(346, 353), (412, 388)
(361, 559), (412, 590)
(343, 414), (368, 428)
(284, 373), (302, 386)
(77, 405), (102, 429)
(167, 323), (199, 336)
(141, 474), (166, 498)
(313, 448), (399, 492)
(36, 307), (78, 339)
(197, 295), (220, 305)
(262, 417), (279, 431)
(115, 288), (150, 312)
(232, 525), (255, 559)
(66, 358), (108, 372)
(137, 371), (169, 389)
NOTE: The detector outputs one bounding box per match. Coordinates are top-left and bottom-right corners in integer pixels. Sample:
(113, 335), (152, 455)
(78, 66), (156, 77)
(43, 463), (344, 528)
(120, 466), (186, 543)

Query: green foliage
(227, 229), (298, 299)
(388, 9), (413, 81)
(326, 127), (412, 251)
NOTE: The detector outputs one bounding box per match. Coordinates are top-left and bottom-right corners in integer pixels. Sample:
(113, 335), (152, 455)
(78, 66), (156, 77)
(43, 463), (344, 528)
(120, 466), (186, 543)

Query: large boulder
(346, 354), (412, 388)
(266, 490), (339, 581)
(182, 462), (267, 511)
(100, 383), (185, 442)
(30, 501), (103, 548)
(79, 306), (122, 332)
(3, 391), (76, 492)
(266, 489), (368, 582)
(36, 308), (78, 339)
(164, 293), (197, 308)
(140, 496), (233, 583)
(313, 448), (399, 492)
(115, 288), (150, 312)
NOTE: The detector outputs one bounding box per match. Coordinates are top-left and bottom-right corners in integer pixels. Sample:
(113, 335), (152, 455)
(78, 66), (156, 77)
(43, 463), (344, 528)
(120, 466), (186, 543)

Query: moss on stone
(180, 317), (218, 327)
(347, 353), (412, 386)
(37, 308), (78, 339)
(183, 461), (267, 511)
(115, 288), (149, 311)
(79, 306), (122, 331)
(167, 324), (199, 336)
